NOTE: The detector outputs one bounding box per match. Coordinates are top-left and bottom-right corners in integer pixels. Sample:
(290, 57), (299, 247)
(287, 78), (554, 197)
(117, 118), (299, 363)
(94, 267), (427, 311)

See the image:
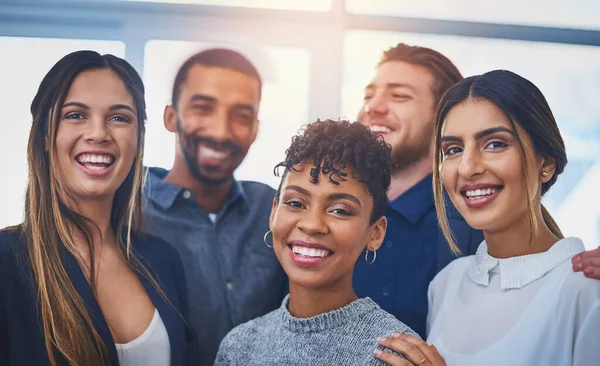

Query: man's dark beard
(176, 119), (242, 186)
(390, 140), (432, 174)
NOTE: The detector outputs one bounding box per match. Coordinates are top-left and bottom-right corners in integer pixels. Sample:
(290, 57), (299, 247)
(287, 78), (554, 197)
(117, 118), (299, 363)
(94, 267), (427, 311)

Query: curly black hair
(274, 119), (392, 224)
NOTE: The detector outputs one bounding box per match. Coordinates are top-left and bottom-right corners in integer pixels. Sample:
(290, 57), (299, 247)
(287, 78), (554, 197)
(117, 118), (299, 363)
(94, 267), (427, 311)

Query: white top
(208, 213), (217, 223)
(427, 237), (600, 366)
(115, 309), (171, 366)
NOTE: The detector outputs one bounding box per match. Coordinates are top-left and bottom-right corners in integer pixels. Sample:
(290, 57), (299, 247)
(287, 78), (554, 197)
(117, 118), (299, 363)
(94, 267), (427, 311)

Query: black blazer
(0, 228), (197, 366)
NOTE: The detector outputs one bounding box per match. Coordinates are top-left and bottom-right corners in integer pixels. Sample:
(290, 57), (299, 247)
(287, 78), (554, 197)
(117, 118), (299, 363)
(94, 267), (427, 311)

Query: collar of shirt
(388, 174), (435, 224)
(144, 166), (248, 212)
(468, 237), (585, 290)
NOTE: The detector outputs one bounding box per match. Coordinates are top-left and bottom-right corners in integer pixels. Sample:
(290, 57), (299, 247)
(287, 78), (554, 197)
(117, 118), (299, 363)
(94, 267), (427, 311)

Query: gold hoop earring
(263, 230), (274, 249)
(541, 171), (548, 178)
(365, 248), (377, 264)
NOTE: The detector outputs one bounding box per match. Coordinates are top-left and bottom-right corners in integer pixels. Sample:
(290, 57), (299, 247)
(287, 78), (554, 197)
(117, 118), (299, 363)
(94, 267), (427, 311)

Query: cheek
(54, 126), (77, 161)
(270, 209), (296, 242)
(440, 160), (458, 190)
(118, 129), (139, 162)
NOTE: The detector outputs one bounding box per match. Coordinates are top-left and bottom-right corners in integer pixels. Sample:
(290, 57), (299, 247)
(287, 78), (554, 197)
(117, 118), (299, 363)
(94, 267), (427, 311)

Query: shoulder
(239, 181), (276, 201)
(0, 227), (25, 261)
(0, 227), (27, 286)
(361, 300), (421, 339)
(220, 309), (279, 348)
(434, 255), (472, 285)
(559, 267), (600, 307)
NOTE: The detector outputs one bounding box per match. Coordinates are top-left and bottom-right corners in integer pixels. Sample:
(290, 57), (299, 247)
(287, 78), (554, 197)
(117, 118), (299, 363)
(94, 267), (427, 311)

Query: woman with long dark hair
(0, 50), (195, 366)
(375, 70), (600, 365)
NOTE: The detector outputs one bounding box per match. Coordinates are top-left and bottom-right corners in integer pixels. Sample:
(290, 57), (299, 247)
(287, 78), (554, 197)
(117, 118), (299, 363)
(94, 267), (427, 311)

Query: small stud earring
(541, 171), (548, 178)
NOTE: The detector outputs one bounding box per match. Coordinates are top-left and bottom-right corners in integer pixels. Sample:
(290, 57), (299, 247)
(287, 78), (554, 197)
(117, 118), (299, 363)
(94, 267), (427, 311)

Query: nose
(297, 207), (328, 236)
(85, 117), (111, 144)
(205, 108), (233, 143)
(363, 92), (389, 118)
(458, 145), (485, 178)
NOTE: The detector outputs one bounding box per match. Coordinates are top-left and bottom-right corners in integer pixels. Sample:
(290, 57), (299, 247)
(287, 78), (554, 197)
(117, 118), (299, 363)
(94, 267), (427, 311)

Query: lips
(197, 144), (232, 166)
(287, 241), (333, 268)
(75, 152), (116, 177)
(460, 184), (503, 209)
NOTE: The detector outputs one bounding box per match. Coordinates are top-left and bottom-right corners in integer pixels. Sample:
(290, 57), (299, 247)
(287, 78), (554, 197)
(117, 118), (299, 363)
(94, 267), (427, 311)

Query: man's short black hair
(171, 48), (262, 108)
(275, 119), (392, 224)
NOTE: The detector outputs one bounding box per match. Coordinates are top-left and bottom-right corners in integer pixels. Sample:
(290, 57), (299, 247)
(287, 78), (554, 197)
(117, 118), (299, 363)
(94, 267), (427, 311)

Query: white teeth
(200, 147), (227, 159)
(465, 187), (499, 200)
(369, 125), (392, 134)
(291, 245), (330, 258)
(76, 153), (114, 165)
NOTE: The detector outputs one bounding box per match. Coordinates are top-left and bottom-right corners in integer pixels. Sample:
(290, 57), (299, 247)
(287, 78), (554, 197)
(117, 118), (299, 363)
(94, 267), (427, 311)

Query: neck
(165, 157), (233, 213)
(287, 276), (358, 318)
(484, 207), (559, 258)
(387, 155), (432, 201)
(68, 195), (117, 271)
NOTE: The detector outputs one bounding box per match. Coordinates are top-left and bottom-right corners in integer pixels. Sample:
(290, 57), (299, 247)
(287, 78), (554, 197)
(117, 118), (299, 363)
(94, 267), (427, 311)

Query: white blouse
(115, 309), (171, 366)
(427, 237), (600, 366)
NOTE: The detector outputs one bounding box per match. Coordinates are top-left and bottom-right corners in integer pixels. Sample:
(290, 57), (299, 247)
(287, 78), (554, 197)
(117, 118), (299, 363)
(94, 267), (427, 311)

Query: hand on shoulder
(572, 246), (600, 280)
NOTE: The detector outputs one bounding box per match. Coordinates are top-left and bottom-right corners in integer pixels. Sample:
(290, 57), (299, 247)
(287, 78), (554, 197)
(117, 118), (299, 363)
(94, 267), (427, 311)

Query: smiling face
(54, 68), (138, 203)
(165, 64), (260, 185)
(357, 61), (436, 171)
(439, 99), (553, 233)
(269, 163), (386, 291)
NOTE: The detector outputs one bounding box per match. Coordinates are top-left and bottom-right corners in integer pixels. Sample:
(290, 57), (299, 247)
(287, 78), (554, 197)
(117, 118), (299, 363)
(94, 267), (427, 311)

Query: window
(122, 0), (331, 11)
(0, 37), (125, 228)
(143, 40), (310, 188)
(342, 30), (600, 248)
(346, 0), (600, 30)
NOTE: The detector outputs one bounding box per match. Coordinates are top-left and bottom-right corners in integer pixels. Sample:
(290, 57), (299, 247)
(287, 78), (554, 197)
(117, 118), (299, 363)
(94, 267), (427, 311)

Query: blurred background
(1, 0), (599, 248)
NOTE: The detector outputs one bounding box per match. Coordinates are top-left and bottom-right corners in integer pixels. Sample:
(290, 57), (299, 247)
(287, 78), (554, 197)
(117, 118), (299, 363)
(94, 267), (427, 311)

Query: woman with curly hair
(213, 119), (419, 365)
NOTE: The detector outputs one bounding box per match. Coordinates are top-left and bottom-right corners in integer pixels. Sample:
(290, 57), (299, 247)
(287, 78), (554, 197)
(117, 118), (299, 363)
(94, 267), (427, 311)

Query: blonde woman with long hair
(0, 50), (195, 366)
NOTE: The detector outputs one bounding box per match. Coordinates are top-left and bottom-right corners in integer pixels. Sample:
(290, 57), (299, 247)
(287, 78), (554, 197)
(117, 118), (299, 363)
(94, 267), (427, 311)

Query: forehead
(283, 163), (372, 202)
(368, 61), (434, 95)
(65, 68), (134, 107)
(179, 64), (261, 106)
(442, 99), (512, 135)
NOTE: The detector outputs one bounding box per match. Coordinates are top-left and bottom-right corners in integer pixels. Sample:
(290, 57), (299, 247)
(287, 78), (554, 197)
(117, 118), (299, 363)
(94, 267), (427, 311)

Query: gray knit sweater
(214, 295), (419, 365)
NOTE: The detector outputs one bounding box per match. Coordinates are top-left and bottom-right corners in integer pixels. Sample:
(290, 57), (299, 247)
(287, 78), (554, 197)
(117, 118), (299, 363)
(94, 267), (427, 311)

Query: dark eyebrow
(285, 185), (311, 196)
(232, 104), (256, 115)
(190, 94), (216, 103)
(440, 126), (515, 144)
(62, 101), (89, 110)
(62, 101), (135, 114)
(189, 94), (255, 115)
(474, 126), (515, 140)
(284, 185), (362, 207)
(328, 193), (362, 207)
(109, 104), (135, 114)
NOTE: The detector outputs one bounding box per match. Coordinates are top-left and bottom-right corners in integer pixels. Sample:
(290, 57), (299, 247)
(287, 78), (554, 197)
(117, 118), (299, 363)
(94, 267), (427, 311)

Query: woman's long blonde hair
(433, 70), (566, 254)
(9, 50), (162, 366)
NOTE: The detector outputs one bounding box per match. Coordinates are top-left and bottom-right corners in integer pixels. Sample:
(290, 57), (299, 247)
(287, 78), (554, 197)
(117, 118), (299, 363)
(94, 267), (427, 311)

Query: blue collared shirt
(142, 167), (287, 366)
(353, 174), (483, 338)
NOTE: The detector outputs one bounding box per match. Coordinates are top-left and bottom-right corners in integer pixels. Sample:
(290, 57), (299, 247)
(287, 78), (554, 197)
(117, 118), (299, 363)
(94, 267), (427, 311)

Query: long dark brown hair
(433, 69), (566, 253)
(12, 50), (160, 365)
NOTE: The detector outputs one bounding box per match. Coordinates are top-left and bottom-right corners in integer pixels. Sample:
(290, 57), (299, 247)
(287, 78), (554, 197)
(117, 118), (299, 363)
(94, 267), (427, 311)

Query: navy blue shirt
(142, 167), (288, 366)
(353, 174), (483, 338)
